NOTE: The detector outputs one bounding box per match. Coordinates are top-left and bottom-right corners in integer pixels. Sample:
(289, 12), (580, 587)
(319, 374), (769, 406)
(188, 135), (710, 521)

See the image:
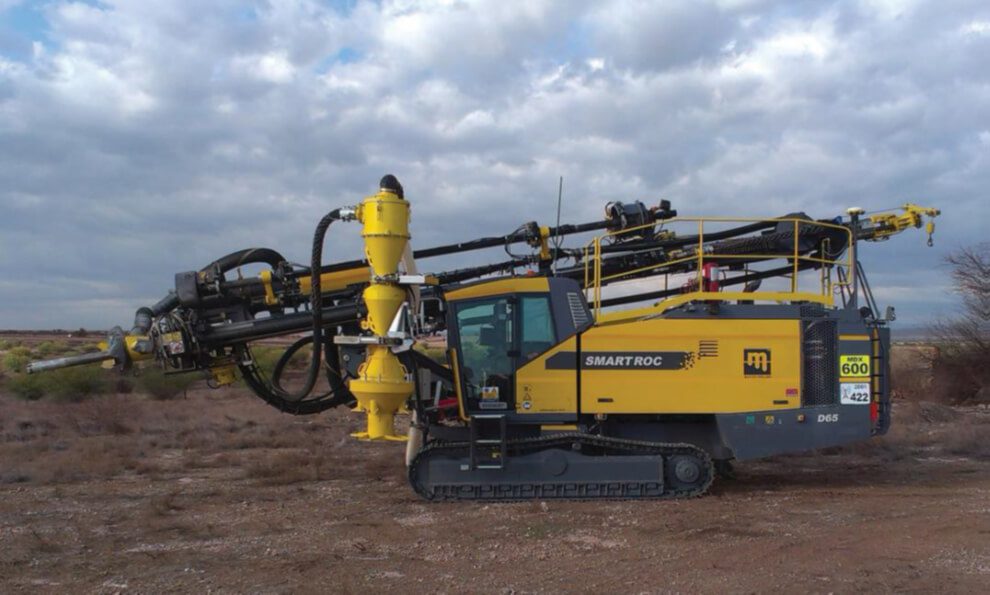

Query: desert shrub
(249, 346), (282, 375)
(929, 243), (990, 403)
(114, 377), (135, 394)
(135, 368), (198, 400)
(44, 366), (112, 402)
(62, 343), (102, 357)
(6, 373), (47, 400)
(0, 338), (14, 350)
(35, 340), (70, 357)
(889, 346), (934, 401)
(3, 347), (34, 373)
(942, 420), (990, 460)
(249, 344), (312, 377)
(6, 365), (112, 401)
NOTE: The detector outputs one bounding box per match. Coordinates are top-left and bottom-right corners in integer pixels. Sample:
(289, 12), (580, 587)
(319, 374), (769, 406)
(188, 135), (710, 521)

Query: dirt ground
(1, 338), (989, 593)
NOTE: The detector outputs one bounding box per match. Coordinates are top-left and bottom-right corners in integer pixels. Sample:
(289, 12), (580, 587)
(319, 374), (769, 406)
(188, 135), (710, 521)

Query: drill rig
(28, 176), (940, 500)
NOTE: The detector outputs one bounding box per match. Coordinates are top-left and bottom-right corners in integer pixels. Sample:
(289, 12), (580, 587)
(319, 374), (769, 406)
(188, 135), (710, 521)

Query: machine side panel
(716, 404), (871, 460)
(577, 319), (803, 414)
(515, 336), (578, 418)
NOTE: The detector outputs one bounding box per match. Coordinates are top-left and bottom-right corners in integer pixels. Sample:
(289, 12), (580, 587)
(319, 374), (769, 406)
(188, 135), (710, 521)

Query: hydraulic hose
(135, 247), (289, 324)
(270, 209), (342, 402)
(204, 247), (287, 273)
(269, 334), (355, 408)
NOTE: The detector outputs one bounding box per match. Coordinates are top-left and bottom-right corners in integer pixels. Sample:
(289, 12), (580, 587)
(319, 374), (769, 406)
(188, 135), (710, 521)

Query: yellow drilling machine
(29, 176), (940, 500)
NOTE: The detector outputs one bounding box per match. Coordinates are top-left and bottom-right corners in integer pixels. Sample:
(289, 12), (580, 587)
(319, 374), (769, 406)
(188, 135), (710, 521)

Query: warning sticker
(839, 355), (871, 377)
(840, 382), (871, 405)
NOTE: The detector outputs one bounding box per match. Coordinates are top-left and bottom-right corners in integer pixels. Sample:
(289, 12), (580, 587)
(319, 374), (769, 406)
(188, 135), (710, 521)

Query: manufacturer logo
(545, 351), (693, 370)
(743, 348), (772, 376)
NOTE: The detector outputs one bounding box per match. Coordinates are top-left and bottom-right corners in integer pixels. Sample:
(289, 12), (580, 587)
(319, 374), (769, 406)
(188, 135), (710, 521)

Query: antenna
(551, 176), (563, 274)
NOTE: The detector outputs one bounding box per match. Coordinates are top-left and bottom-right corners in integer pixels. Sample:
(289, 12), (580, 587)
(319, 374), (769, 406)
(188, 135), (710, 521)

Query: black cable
(268, 209), (341, 401)
(268, 335), (355, 407)
(204, 247), (287, 273)
(238, 345), (341, 415)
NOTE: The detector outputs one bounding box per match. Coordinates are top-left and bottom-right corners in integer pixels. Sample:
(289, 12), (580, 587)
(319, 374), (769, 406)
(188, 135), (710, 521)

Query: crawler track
(408, 433), (714, 501)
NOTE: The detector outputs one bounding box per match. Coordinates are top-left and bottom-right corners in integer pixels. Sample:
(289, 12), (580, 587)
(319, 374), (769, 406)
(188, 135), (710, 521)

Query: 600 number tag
(839, 355), (871, 377)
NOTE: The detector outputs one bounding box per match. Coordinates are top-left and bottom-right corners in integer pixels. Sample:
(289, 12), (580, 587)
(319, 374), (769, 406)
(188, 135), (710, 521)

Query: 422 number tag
(840, 382), (871, 405)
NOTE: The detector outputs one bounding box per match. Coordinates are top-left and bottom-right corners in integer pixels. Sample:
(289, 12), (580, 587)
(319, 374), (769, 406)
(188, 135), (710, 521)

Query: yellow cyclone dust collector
(348, 180), (414, 441)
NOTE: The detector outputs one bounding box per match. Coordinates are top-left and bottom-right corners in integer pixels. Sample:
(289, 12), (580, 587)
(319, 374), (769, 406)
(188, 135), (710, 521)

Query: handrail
(582, 215), (854, 318)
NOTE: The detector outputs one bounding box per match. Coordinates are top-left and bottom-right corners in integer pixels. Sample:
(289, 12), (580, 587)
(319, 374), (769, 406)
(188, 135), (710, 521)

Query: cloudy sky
(0, 0), (986, 330)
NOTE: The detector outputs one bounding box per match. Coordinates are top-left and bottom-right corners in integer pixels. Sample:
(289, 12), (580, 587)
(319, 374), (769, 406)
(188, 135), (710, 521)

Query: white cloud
(256, 51), (296, 84)
(0, 0), (986, 328)
(961, 20), (990, 35)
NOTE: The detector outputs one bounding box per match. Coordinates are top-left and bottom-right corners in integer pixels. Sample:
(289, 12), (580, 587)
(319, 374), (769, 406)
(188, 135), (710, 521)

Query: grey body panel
(716, 404), (872, 460)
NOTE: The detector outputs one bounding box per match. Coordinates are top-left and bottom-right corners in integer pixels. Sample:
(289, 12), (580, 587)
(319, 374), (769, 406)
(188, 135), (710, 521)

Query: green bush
(45, 366), (112, 402)
(6, 373), (47, 400)
(3, 347), (34, 373)
(135, 368), (198, 400)
(250, 345), (311, 375)
(36, 340), (70, 357)
(4, 365), (110, 402)
(250, 346), (279, 375)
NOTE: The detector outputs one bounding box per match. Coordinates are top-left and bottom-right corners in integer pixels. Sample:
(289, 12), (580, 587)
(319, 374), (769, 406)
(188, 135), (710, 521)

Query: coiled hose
(235, 208), (357, 414)
(136, 213), (356, 414)
(268, 208), (341, 401)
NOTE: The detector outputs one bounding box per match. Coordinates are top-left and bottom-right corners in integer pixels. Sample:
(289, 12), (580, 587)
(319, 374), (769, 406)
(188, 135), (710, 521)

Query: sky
(0, 0), (987, 330)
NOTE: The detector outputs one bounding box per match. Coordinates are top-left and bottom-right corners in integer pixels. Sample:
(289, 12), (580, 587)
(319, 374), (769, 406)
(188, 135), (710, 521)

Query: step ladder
(869, 328), (891, 433)
(468, 414), (508, 470)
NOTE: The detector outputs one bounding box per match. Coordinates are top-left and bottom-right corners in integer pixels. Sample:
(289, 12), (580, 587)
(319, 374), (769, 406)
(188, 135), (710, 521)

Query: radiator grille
(567, 292), (590, 327)
(802, 319), (837, 406)
(800, 303), (826, 318)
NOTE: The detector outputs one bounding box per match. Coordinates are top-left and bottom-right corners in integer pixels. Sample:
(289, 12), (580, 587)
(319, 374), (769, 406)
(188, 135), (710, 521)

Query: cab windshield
(454, 294), (556, 402)
(455, 298), (513, 400)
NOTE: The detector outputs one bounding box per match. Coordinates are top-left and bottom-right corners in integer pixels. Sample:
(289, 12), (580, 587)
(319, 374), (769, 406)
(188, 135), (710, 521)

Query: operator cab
(444, 277), (592, 417)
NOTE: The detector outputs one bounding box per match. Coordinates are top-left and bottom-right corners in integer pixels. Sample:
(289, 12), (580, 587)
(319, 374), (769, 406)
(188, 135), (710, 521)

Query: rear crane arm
(857, 204), (941, 246)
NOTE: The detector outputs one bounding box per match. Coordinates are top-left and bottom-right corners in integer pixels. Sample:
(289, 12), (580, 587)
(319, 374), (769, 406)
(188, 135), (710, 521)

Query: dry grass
(0, 341), (984, 493)
(844, 400), (990, 462)
(242, 449), (329, 485)
(942, 418), (990, 460)
(0, 382), (366, 489)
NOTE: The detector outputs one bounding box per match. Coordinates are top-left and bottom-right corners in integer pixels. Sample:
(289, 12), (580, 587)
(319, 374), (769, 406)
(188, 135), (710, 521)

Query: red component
(437, 397), (459, 410)
(869, 401), (879, 424)
(702, 262), (720, 292)
(435, 397), (461, 421)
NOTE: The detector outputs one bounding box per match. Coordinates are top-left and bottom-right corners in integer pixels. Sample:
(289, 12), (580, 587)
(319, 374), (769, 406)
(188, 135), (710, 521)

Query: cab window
(520, 296), (555, 361)
(455, 298), (514, 400)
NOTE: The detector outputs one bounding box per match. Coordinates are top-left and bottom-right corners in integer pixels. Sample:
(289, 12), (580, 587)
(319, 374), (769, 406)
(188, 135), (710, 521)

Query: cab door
(450, 296), (517, 413)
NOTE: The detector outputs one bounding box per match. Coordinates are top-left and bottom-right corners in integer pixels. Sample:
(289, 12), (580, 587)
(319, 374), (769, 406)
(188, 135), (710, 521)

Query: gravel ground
(1, 385), (988, 594)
